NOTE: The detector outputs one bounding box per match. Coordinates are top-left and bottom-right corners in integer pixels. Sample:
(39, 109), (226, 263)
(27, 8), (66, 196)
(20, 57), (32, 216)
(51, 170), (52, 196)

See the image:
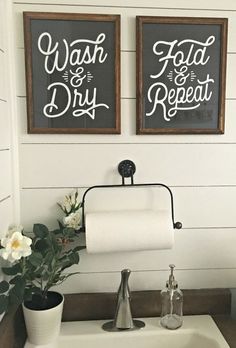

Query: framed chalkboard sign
(136, 16), (228, 134)
(23, 12), (120, 134)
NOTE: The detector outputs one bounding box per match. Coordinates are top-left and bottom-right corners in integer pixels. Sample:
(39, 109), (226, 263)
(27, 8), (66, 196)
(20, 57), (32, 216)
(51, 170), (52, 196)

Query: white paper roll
(85, 209), (174, 254)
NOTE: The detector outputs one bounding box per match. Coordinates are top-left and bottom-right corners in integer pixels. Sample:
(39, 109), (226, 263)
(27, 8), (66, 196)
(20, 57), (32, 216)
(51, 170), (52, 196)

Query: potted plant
(57, 189), (82, 231)
(0, 191), (82, 345)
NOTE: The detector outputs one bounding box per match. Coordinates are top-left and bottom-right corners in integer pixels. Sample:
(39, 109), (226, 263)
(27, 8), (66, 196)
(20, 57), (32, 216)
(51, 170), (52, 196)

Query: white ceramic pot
(23, 291), (64, 345)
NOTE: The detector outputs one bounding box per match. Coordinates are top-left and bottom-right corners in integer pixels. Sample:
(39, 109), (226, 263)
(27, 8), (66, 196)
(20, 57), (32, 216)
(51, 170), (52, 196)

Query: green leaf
(60, 259), (72, 271)
(60, 252), (79, 271)
(0, 295), (8, 314)
(34, 239), (49, 253)
(52, 228), (61, 235)
(24, 287), (41, 301)
(9, 278), (26, 306)
(75, 190), (78, 200)
(28, 252), (43, 267)
(42, 270), (50, 281)
(50, 237), (61, 253)
(9, 275), (23, 285)
(72, 246), (84, 252)
(57, 202), (64, 213)
(33, 224), (49, 238)
(57, 220), (64, 231)
(0, 281), (9, 294)
(63, 227), (77, 238)
(69, 252), (80, 265)
(44, 252), (54, 264)
(23, 288), (33, 302)
(59, 272), (80, 283)
(33, 266), (44, 275)
(2, 263), (21, 276)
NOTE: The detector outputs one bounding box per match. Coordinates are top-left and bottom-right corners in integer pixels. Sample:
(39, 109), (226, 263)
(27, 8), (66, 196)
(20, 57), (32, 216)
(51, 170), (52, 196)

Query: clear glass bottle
(160, 264), (183, 330)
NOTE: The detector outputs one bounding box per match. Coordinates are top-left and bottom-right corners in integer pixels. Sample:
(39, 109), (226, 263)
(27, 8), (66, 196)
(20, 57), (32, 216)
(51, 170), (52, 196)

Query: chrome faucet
(102, 269), (145, 331)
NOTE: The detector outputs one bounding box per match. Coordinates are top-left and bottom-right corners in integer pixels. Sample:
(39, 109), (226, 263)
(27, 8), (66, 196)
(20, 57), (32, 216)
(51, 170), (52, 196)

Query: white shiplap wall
(0, 0), (20, 299)
(0, 0), (15, 239)
(12, 0), (236, 293)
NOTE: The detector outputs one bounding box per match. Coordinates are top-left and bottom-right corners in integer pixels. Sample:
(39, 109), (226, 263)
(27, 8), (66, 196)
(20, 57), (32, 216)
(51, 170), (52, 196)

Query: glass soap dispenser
(160, 264), (183, 330)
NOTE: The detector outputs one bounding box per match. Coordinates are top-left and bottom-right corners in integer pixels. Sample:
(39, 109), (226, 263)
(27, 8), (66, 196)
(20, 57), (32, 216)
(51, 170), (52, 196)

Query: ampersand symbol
(174, 66), (190, 86)
(70, 67), (86, 87)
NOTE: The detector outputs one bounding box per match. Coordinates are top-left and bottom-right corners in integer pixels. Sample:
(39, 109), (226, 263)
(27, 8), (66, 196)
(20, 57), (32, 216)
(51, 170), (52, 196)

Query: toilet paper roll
(85, 210), (174, 254)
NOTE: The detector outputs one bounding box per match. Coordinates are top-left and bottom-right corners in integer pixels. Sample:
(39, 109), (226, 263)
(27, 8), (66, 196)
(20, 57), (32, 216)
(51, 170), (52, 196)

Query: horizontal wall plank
(20, 143), (236, 187)
(20, 186), (236, 230)
(17, 98), (236, 144)
(0, 197), (13, 238)
(13, 0), (236, 11)
(14, 4), (236, 52)
(0, 101), (10, 148)
(72, 228), (236, 272)
(174, 186), (236, 228)
(0, 151), (12, 201)
(52, 268), (236, 293)
(20, 187), (71, 230)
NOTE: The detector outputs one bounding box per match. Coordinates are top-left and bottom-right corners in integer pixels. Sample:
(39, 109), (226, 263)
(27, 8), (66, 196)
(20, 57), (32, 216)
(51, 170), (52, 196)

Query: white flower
(66, 190), (80, 210)
(70, 190), (77, 206)
(0, 231), (32, 263)
(59, 190), (80, 215)
(63, 211), (81, 229)
(62, 195), (72, 214)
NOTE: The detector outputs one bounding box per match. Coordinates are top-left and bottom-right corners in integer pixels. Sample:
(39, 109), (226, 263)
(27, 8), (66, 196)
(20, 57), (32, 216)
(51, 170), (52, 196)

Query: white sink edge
(24, 315), (230, 348)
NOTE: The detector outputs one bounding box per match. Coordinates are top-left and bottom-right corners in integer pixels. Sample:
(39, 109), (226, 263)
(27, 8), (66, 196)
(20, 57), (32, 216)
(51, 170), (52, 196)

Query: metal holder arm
(78, 160), (182, 232)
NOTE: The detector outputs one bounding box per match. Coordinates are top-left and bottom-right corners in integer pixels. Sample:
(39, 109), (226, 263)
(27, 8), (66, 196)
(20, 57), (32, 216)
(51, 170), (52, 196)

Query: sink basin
(24, 315), (230, 348)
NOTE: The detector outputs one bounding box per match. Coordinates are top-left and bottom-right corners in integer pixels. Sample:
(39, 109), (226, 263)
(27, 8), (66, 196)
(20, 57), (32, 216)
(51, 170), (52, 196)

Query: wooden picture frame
(23, 12), (120, 134)
(136, 16), (228, 134)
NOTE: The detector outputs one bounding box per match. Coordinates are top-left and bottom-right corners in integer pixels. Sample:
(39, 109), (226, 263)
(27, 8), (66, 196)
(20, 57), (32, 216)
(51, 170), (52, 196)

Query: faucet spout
(114, 269), (134, 329)
(102, 269), (145, 332)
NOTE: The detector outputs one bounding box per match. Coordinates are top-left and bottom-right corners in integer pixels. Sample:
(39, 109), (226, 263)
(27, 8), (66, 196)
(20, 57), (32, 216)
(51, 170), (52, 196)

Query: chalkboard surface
(24, 12), (120, 134)
(136, 16), (228, 134)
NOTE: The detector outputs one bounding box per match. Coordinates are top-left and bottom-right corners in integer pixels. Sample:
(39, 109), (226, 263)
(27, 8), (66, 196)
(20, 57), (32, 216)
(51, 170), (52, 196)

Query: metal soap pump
(160, 264), (183, 330)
